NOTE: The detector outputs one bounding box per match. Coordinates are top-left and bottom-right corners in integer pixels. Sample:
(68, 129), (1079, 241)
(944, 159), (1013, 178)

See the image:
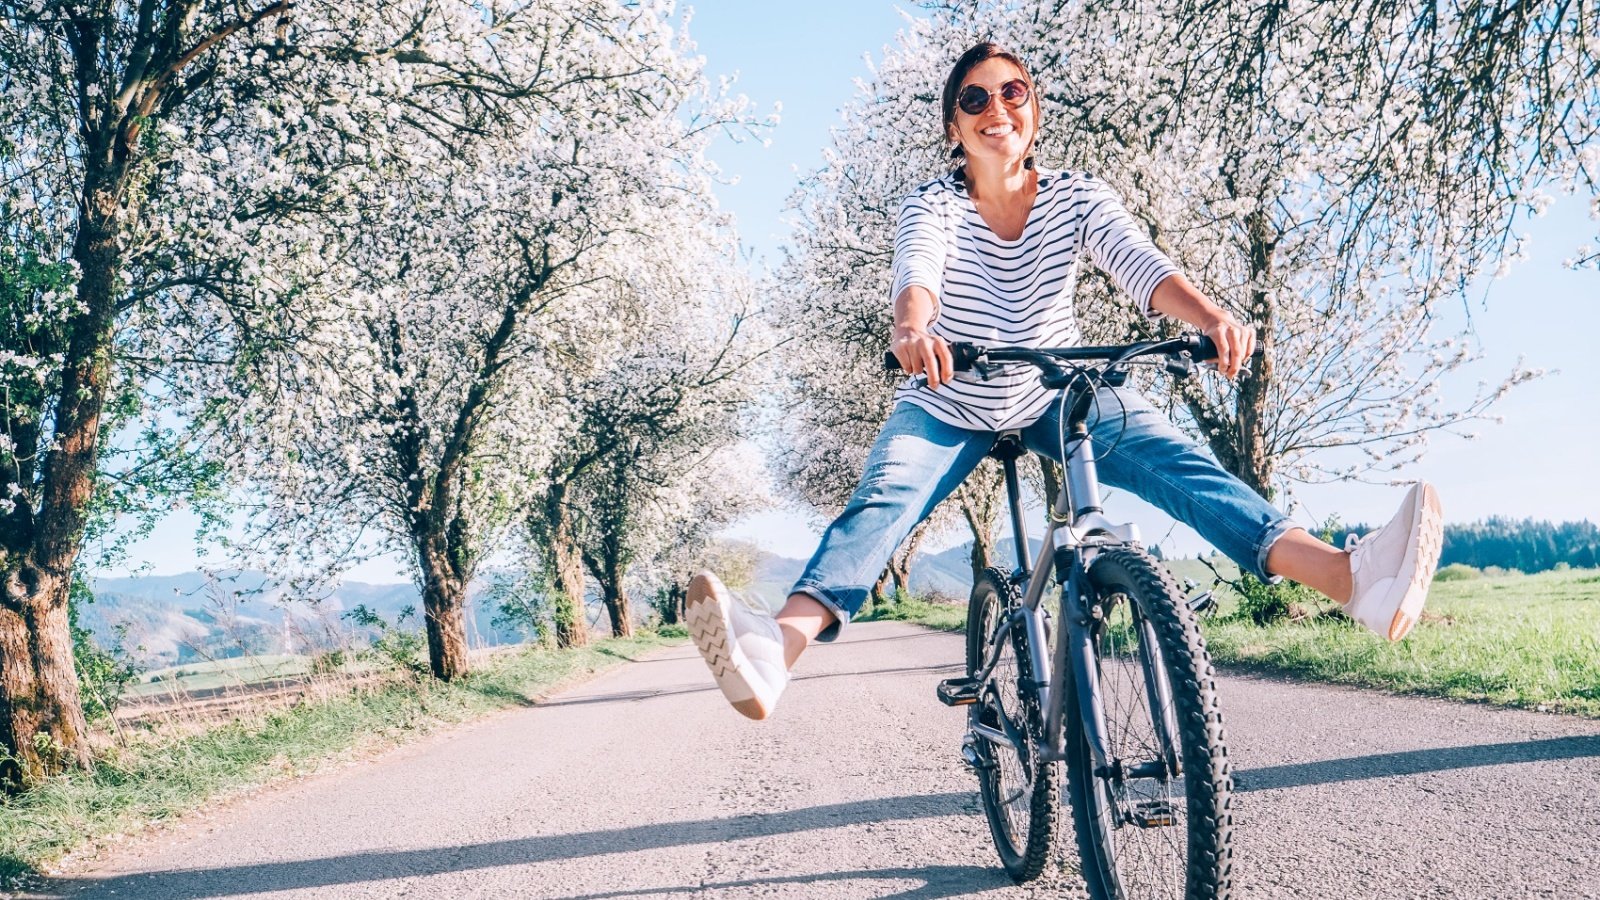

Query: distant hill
(80, 571), (426, 669)
(83, 537), (1215, 669)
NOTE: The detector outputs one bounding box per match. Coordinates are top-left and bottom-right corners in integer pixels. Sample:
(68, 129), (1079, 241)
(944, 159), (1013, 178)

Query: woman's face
(950, 58), (1036, 169)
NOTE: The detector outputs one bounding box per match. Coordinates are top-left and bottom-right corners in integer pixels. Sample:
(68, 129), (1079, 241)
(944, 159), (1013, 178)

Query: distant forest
(1332, 518), (1600, 573)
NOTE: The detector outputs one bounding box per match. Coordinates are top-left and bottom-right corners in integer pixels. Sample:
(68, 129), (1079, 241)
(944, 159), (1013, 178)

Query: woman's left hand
(1202, 316), (1255, 380)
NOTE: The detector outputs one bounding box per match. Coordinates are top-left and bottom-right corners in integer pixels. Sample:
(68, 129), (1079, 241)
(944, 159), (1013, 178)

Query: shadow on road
(549, 864), (1032, 900)
(45, 792), (982, 899)
(537, 662), (965, 709)
(1235, 734), (1600, 792)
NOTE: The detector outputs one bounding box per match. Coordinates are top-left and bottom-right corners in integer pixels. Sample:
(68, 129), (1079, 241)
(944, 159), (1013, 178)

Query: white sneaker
(1344, 482), (1444, 641)
(684, 571), (789, 720)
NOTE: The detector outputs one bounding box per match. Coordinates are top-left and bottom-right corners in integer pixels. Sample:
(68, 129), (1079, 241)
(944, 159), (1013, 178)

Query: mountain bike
(888, 334), (1234, 899)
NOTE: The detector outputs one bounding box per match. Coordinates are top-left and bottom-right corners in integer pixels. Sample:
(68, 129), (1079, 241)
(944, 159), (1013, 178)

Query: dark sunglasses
(956, 79), (1030, 116)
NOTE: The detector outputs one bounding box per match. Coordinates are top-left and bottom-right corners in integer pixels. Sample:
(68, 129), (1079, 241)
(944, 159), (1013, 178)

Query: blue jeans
(790, 388), (1294, 637)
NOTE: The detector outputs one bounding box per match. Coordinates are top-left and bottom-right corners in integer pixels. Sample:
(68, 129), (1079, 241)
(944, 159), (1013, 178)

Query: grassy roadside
(856, 568), (1600, 718)
(0, 630), (683, 890)
(1202, 568), (1600, 717)
(856, 595), (967, 631)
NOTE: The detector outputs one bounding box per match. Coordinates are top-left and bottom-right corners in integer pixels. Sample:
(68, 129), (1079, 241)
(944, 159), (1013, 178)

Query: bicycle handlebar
(882, 334), (1220, 373)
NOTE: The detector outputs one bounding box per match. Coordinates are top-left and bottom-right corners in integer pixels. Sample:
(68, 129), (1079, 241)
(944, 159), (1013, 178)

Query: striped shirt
(889, 168), (1179, 431)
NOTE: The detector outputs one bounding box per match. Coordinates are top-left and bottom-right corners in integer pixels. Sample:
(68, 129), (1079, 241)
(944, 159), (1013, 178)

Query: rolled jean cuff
(788, 582), (849, 643)
(1253, 517), (1298, 584)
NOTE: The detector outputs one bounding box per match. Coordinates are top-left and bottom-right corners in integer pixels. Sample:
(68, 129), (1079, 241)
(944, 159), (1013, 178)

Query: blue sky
(109, 1), (1597, 578)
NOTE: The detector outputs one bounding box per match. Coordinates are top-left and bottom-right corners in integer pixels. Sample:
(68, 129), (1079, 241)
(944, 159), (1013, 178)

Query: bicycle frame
(968, 388), (1182, 779)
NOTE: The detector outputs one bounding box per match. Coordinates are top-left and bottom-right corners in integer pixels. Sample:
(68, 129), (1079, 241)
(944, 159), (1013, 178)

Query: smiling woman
(686, 38), (1444, 729)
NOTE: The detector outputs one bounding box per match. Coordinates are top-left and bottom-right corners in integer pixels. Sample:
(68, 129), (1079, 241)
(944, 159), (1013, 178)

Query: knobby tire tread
(1065, 547), (1234, 900)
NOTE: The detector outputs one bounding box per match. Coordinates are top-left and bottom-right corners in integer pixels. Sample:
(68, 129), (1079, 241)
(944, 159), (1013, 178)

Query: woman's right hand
(891, 325), (954, 390)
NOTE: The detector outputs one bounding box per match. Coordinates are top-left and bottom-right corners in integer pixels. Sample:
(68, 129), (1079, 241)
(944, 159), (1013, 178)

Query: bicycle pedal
(936, 676), (981, 706)
(1130, 800), (1176, 828)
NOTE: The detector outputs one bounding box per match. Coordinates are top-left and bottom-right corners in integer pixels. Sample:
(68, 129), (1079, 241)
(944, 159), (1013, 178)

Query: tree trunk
(540, 487), (589, 648)
(0, 189), (124, 785)
(889, 521), (929, 597)
(870, 568), (892, 606)
(1234, 209), (1279, 500)
(1039, 457), (1063, 519)
(658, 579), (687, 626)
(600, 582), (633, 638)
(957, 468), (1003, 585)
(552, 593), (588, 648)
(417, 543), (470, 680)
(1189, 205), (1279, 500)
(582, 537), (634, 638)
(0, 568), (91, 789)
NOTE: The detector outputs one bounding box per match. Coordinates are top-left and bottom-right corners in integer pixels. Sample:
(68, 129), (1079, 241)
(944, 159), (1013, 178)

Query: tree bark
(582, 534), (634, 638)
(1040, 457), (1064, 520)
(889, 521), (929, 597)
(0, 182), (123, 785)
(1186, 198), (1279, 500)
(870, 568), (892, 606)
(957, 467), (1003, 585)
(417, 541), (470, 680)
(538, 485), (590, 648)
(0, 569), (90, 788)
(1233, 208), (1279, 500)
(661, 579), (686, 625)
(600, 582), (633, 638)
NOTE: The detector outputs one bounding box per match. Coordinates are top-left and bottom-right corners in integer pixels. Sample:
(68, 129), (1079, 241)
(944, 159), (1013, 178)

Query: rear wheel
(966, 567), (1058, 882)
(1064, 548), (1233, 899)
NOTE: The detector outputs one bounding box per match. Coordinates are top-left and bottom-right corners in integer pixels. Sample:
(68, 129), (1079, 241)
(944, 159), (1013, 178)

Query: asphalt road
(37, 621), (1600, 899)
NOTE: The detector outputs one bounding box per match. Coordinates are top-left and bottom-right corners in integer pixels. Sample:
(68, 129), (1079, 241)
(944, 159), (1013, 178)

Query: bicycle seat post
(989, 431), (1031, 575)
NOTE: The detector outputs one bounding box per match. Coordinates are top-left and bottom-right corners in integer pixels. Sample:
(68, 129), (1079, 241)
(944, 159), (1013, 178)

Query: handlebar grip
(1187, 333), (1219, 362)
(883, 342), (984, 372)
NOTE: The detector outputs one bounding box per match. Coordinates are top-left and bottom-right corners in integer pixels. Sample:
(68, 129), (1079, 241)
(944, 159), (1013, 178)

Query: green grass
(1201, 567), (1600, 717)
(854, 565), (1600, 719)
(0, 631), (681, 889)
(855, 594), (968, 631)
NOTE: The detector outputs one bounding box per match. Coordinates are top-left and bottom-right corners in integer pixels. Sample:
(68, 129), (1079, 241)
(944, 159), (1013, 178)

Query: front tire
(966, 567), (1059, 882)
(1064, 548), (1233, 899)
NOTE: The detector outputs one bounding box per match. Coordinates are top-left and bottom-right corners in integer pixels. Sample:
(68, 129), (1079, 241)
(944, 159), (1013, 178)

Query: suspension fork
(1136, 611), (1184, 777)
(1041, 554), (1113, 771)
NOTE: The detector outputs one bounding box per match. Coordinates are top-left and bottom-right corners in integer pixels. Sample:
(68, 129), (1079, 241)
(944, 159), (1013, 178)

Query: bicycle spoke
(1095, 593), (1189, 898)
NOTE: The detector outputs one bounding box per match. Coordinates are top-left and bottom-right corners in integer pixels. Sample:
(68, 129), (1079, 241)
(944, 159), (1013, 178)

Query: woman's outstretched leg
(1036, 386), (1444, 642)
(687, 403), (992, 720)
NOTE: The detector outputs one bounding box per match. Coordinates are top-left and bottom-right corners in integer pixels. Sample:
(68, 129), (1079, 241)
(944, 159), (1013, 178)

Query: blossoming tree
(0, 0), (311, 785)
(775, 0), (1595, 564)
(196, 0), (757, 677)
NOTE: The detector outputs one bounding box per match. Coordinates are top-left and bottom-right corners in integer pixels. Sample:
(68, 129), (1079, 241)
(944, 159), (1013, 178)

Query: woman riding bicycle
(688, 42), (1443, 721)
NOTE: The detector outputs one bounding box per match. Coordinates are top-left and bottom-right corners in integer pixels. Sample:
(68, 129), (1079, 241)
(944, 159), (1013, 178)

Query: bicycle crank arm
(970, 721), (1018, 751)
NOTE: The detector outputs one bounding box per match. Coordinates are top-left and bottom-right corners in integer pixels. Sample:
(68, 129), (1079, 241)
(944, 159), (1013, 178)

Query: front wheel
(1064, 547), (1233, 899)
(966, 567), (1059, 882)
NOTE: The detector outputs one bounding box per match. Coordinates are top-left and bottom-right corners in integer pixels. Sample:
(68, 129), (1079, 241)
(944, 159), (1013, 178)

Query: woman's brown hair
(941, 42), (1041, 180)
